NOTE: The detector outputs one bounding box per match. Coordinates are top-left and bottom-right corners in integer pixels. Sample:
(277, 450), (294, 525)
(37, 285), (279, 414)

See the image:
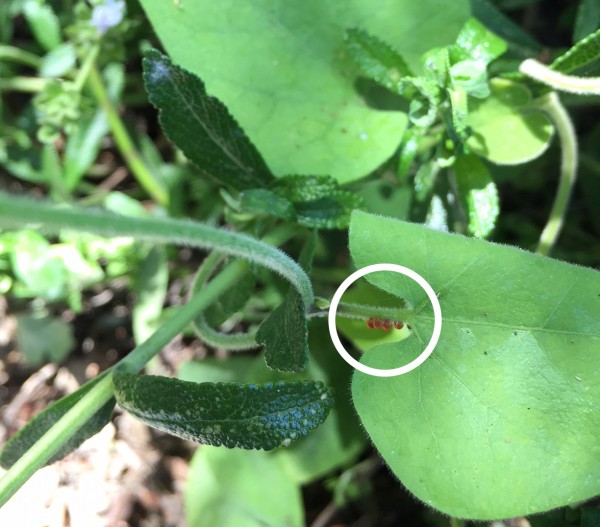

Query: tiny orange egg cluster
(366, 318), (404, 331)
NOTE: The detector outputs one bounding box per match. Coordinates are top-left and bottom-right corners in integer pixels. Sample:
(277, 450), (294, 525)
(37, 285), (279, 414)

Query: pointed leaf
(0, 375), (116, 469)
(143, 50), (274, 190)
(113, 372), (334, 450)
(574, 0), (600, 43)
(450, 17), (507, 65)
(349, 210), (600, 519)
(453, 154), (499, 238)
(257, 232), (316, 372)
(345, 28), (413, 90)
(552, 27), (600, 74)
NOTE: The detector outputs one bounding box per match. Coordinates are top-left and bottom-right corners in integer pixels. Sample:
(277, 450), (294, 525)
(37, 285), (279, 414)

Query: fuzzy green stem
(87, 65), (169, 206)
(189, 225), (300, 351)
(0, 192), (314, 309)
(313, 298), (413, 323)
(0, 45), (42, 69)
(520, 58), (600, 95)
(0, 76), (48, 93)
(0, 262), (244, 506)
(73, 44), (99, 91)
(534, 92), (578, 255)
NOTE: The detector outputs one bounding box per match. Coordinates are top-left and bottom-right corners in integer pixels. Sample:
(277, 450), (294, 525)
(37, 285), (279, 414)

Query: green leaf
(138, 0), (469, 182)
(574, 0), (600, 43)
(142, 49), (274, 190)
(239, 189), (296, 222)
(256, 233), (316, 372)
(113, 372), (334, 450)
(185, 447), (304, 527)
(39, 43), (76, 77)
(0, 374), (116, 469)
(349, 210), (600, 519)
(16, 312), (75, 366)
(448, 86), (471, 141)
(450, 17), (507, 65)
(179, 319), (366, 484)
(345, 28), (413, 90)
(271, 175), (364, 229)
(552, 27), (600, 75)
(22, 0), (61, 51)
(467, 78), (554, 164)
(453, 154), (499, 238)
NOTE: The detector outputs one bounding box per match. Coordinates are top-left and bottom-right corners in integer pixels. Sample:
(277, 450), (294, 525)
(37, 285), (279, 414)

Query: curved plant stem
(0, 261), (245, 507)
(190, 253), (259, 350)
(87, 64), (169, 206)
(533, 92), (578, 255)
(520, 58), (600, 95)
(189, 225), (301, 351)
(0, 192), (314, 309)
(0, 44), (42, 69)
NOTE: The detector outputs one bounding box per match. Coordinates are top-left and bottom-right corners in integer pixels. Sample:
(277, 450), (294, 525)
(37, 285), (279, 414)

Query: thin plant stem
(73, 44), (99, 91)
(0, 191), (314, 309)
(520, 58), (600, 95)
(86, 64), (169, 206)
(0, 44), (42, 69)
(0, 261), (246, 507)
(534, 92), (578, 255)
(450, 518), (466, 527)
(0, 76), (48, 93)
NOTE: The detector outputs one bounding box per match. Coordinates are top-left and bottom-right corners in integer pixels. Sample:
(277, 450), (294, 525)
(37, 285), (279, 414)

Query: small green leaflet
(551, 26), (600, 75)
(113, 372), (334, 450)
(256, 232), (316, 372)
(0, 374), (116, 469)
(143, 49), (274, 190)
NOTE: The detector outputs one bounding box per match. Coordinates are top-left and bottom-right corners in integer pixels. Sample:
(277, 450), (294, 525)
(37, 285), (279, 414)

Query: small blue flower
(91, 0), (126, 35)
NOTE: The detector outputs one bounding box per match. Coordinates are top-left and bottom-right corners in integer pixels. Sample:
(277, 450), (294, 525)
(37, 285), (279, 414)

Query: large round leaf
(348, 210), (600, 520)
(138, 0), (470, 182)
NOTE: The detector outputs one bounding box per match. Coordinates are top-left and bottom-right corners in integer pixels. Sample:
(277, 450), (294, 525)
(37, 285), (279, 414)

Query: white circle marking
(328, 263), (442, 377)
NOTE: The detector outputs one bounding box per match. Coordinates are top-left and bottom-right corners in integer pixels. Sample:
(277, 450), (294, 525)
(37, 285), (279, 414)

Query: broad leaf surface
(185, 447), (303, 527)
(113, 372), (334, 450)
(348, 210), (600, 519)
(467, 79), (553, 165)
(0, 374), (116, 469)
(143, 50), (274, 190)
(138, 0), (469, 182)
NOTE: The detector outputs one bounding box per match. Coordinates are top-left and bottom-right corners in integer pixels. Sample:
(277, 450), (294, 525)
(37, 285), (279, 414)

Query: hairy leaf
(113, 372), (334, 450)
(345, 28), (413, 90)
(143, 50), (274, 190)
(349, 210), (600, 519)
(256, 233), (316, 372)
(552, 27), (600, 74)
(0, 374), (116, 469)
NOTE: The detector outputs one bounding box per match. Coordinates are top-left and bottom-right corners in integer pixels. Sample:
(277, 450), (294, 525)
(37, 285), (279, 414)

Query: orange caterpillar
(366, 317), (405, 331)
